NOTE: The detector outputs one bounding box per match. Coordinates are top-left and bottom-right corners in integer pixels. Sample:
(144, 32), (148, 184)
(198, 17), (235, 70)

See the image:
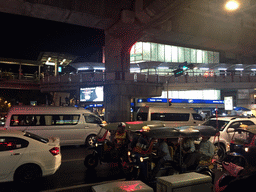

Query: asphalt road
(0, 145), (127, 192)
(0, 145), (225, 192)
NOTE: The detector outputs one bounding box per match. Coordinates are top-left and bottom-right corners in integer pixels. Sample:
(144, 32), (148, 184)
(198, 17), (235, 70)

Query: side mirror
(227, 128), (235, 133)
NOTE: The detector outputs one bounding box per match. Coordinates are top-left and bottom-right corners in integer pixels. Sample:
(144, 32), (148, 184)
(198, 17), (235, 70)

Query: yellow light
(225, 1), (239, 11)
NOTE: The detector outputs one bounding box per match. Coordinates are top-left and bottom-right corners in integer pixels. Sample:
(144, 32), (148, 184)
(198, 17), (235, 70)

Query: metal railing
(40, 72), (256, 85)
(40, 72), (163, 84)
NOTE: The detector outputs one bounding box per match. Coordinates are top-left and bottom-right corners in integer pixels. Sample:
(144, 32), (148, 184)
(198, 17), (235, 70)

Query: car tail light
(49, 147), (60, 156)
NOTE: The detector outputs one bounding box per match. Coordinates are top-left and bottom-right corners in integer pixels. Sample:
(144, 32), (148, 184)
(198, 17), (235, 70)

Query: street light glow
(225, 1), (239, 11)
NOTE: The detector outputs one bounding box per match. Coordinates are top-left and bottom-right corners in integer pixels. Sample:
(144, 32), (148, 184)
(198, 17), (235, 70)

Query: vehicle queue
(1, 105), (256, 192)
(84, 119), (256, 191)
(84, 121), (219, 183)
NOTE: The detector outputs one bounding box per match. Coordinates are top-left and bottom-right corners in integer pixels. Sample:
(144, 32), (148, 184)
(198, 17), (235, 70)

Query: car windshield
(23, 131), (49, 143)
(203, 119), (229, 131)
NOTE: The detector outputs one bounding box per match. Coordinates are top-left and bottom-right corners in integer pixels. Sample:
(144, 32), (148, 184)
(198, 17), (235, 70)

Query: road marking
(41, 178), (126, 192)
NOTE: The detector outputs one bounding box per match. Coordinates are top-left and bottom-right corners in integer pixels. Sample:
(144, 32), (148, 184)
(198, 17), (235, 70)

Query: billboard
(80, 86), (104, 102)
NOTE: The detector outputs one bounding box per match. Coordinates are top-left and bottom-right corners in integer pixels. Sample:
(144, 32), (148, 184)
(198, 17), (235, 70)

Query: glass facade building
(130, 42), (220, 76)
(130, 42), (219, 64)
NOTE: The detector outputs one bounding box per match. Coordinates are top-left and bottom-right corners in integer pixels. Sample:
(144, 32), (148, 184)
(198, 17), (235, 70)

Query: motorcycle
(84, 121), (164, 173)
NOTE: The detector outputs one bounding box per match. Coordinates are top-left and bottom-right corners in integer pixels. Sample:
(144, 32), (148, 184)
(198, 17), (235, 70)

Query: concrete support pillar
(104, 32), (137, 80)
(102, 3), (153, 122)
(104, 84), (131, 122)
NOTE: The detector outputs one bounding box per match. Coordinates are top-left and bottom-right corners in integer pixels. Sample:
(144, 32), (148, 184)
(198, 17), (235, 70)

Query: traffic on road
(0, 106), (256, 191)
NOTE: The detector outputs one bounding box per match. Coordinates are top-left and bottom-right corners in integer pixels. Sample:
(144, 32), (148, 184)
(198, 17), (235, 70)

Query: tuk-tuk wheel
(215, 143), (225, 161)
(84, 154), (99, 168)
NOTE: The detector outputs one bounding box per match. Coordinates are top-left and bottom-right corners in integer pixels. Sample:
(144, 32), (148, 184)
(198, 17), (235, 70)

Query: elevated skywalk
(166, 74), (256, 90)
(40, 72), (256, 92)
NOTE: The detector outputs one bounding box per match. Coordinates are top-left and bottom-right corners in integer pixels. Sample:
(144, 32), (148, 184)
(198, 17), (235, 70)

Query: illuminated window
(130, 45), (135, 62)
(191, 49), (196, 63)
(165, 45), (172, 62)
(151, 43), (158, 61)
(130, 42), (220, 66)
(178, 47), (185, 62)
(197, 50), (203, 63)
(159, 90), (220, 100)
(184, 48), (191, 63)
(208, 51), (214, 63)
(202, 50), (208, 63)
(142, 42), (150, 61)
(172, 46), (178, 62)
(158, 44), (165, 62)
(135, 42), (143, 61)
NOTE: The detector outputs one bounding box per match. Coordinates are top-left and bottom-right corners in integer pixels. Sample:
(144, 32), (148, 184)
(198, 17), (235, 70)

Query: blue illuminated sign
(138, 98), (224, 104)
(85, 104), (104, 108)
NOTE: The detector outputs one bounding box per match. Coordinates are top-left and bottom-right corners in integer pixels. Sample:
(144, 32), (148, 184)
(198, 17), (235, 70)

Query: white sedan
(0, 130), (61, 183)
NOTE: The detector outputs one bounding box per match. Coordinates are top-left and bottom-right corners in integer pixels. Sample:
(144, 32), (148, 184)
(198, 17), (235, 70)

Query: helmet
(142, 126), (150, 132)
(118, 122), (126, 128)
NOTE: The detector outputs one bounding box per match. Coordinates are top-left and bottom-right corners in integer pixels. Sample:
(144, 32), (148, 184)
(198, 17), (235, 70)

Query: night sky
(0, 12), (105, 61)
(0, 12), (105, 104)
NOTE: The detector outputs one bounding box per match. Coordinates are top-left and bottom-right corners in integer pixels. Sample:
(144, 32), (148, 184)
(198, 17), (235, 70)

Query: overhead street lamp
(225, 1), (239, 11)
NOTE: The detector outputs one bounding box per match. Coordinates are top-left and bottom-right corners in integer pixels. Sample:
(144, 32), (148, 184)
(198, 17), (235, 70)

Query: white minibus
(4, 106), (104, 146)
(136, 106), (204, 127)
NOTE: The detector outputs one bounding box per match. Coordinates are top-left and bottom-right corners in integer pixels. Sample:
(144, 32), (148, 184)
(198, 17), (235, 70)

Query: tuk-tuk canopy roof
(178, 125), (219, 137)
(143, 127), (181, 138)
(137, 125), (218, 139)
(104, 122), (218, 138)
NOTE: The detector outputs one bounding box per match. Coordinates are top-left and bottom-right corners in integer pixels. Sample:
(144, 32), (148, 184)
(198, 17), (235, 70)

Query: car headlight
(95, 143), (98, 147)
(245, 147), (249, 152)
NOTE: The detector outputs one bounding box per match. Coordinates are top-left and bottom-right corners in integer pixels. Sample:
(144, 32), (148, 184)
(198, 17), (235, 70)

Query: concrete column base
(104, 81), (163, 122)
(104, 84), (131, 122)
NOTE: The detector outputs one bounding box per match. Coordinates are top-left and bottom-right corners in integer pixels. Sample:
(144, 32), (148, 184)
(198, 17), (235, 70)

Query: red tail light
(49, 147), (60, 156)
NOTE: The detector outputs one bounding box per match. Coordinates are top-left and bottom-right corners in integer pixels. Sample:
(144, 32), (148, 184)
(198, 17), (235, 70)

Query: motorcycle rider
(113, 122), (131, 160)
(150, 138), (172, 179)
(130, 126), (151, 181)
(184, 136), (214, 168)
(181, 137), (196, 169)
(198, 136), (215, 160)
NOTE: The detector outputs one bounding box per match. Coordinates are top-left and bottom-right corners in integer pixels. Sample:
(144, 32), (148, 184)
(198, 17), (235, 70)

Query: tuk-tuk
(127, 125), (219, 182)
(83, 121), (165, 169)
(225, 125), (256, 167)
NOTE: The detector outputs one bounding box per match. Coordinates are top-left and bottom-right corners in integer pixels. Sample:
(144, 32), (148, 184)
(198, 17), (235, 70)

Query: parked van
(136, 107), (204, 127)
(4, 106), (104, 146)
